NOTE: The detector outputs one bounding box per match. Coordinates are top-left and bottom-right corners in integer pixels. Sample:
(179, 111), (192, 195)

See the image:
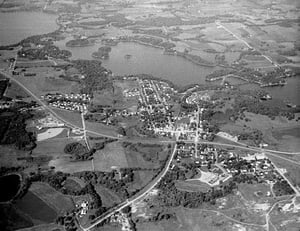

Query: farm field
(94, 184), (121, 208)
(14, 72), (79, 97)
(33, 138), (75, 156)
(15, 191), (57, 223)
(93, 141), (128, 172)
(64, 177), (85, 192)
(238, 183), (272, 201)
(86, 121), (117, 137)
(49, 156), (93, 173)
(29, 182), (74, 214)
(5, 81), (30, 99)
(17, 223), (63, 231)
(51, 107), (83, 128)
(175, 180), (211, 193)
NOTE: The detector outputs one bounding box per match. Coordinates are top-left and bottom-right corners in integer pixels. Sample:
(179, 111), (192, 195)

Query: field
(51, 107), (83, 128)
(29, 182), (74, 214)
(64, 177), (85, 192)
(135, 206), (264, 231)
(94, 184), (121, 208)
(93, 141), (128, 172)
(124, 143), (169, 169)
(15, 69), (80, 96)
(86, 121), (117, 137)
(175, 180), (210, 193)
(238, 183), (272, 202)
(5, 81), (30, 99)
(49, 156), (93, 173)
(267, 155), (300, 188)
(33, 138), (74, 156)
(15, 191), (57, 223)
(17, 223), (63, 231)
(0, 145), (28, 167)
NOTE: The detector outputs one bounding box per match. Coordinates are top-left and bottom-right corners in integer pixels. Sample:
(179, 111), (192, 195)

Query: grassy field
(49, 156), (93, 173)
(175, 180), (210, 193)
(15, 71), (80, 96)
(124, 143), (169, 169)
(137, 206), (263, 231)
(238, 183), (271, 201)
(17, 223), (63, 231)
(86, 121), (117, 137)
(64, 177), (84, 192)
(15, 191), (57, 223)
(94, 185), (121, 208)
(0, 145), (28, 167)
(127, 170), (156, 193)
(5, 81), (30, 99)
(93, 141), (128, 171)
(51, 107), (83, 128)
(29, 182), (74, 214)
(33, 138), (75, 156)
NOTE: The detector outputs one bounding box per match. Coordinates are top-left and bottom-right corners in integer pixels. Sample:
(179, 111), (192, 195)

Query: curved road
(1, 70), (299, 230)
(81, 144), (178, 231)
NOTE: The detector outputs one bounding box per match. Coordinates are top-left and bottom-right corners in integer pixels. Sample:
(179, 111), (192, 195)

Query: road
(216, 21), (279, 68)
(81, 143), (178, 231)
(266, 151), (300, 196)
(0, 70), (121, 140)
(81, 111), (90, 150)
(3, 68), (298, 159)
(2, 69), (299, 230)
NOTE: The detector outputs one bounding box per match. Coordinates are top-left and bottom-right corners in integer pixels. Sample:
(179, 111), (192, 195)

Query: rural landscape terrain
(0, 0), (299, 231)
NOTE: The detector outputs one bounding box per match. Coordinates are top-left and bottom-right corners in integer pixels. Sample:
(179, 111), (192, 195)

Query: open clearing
(49, 156), (93, 173)
(93, 141), (128, 171)
(94, 184), (121, 208)
(238, 183), (272, 202)
(33, 138), (74, 156)
(175, 180), (210, 193)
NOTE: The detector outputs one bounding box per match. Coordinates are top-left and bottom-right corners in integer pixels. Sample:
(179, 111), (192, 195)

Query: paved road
(2, 70), (299, 230)
(3, 69), (299, 156)
(81, 144), (178, 231)
(0, 70), (121, 140)
(216, 21), (279, 68)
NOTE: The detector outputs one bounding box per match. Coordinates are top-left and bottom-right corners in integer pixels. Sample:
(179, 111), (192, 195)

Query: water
(56, 40), (220, 86)
(0, 174), (21, 202)
(266, 77), (300, 105)
(0, 11), (58, 46)
(240, 77), (300, 105)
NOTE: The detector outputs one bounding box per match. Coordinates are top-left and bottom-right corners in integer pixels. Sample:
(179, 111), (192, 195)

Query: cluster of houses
(76, 200), (89, 218)
(41, 93), (91, 112)
(173, 141), (288, 187)
(42, 93), (91, 102)
(221, 153), (285, 183)
(186, 91), (211, 104)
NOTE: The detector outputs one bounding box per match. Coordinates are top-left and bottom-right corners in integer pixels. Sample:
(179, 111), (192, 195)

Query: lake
(55, 40), (220, 86)
(0, 174), (21, 202)
(239, 77), (300, 105)
(0, 11), (58, 46)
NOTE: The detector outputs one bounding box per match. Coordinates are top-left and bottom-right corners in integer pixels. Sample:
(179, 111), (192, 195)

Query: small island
(124, 54), (132, 59)
(66, 38), (94, 47)
(92, 46), (112, 59)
